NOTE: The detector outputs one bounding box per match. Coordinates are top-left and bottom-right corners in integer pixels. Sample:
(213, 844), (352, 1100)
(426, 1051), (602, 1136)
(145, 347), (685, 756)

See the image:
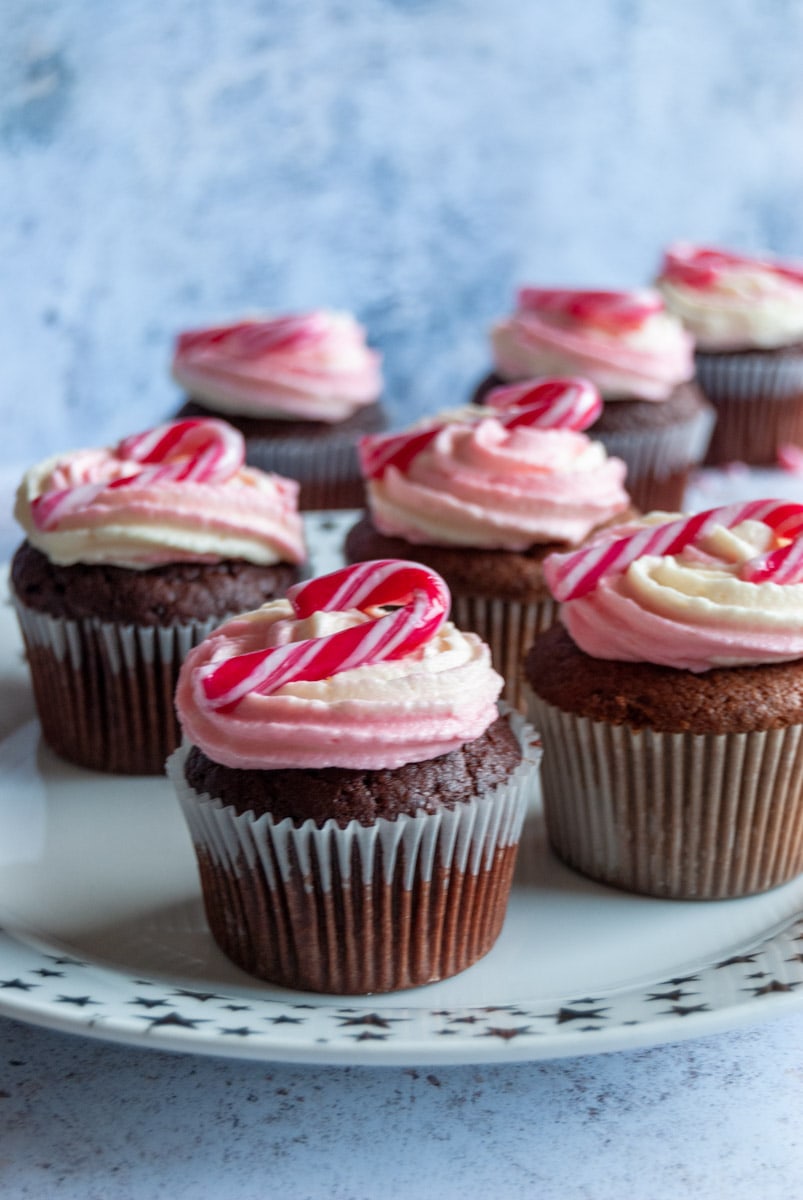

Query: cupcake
(168, 559), (539, 994)
(11, 417), (306, 774)
(524, 501), (803, 899)
(171, 311), (386, 510)
(657, 243), (803, 465)
(345, 378), (633, 709)
(473, 287), (714, 513)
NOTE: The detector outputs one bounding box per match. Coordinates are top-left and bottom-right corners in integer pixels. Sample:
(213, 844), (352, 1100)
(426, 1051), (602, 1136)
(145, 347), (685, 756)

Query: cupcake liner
(525, 687), (803, 900)
(242, 434), (367, 511)
(593, 403), (716, 513)
(168, 711), (540, 993)
(13, 598), (223, 775)
(450, 594), (556, 712)
(694, 349), (803, 465)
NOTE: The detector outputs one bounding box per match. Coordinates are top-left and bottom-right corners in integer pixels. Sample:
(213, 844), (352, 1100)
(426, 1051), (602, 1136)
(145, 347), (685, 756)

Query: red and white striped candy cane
(199, 560), (450, 710)
(358, 377), (601, 480)
(175, 314), (323, 363)
(31, 419), (244, 531)
(544, 500), (803, 601)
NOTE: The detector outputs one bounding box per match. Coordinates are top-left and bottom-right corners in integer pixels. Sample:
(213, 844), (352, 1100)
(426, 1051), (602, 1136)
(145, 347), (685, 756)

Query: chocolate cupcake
(172, 311), (386, 510)
(345, 379), (633, 709)
(11, 418), (306, 774)
(168, 560), (540, 994)
(524, 502), (803, 899)
(657, 243), (803, 465)
(474, 287), (714, 512)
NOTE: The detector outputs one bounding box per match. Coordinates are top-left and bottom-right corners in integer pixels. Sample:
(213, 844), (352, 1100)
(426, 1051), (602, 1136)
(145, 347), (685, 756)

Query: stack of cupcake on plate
(11, 417), (306, 774)
(345, 376), (634, 709)
(656, 243), (803, 466)
(168, 558), (541, 993)
(472, 286), (715, 513)
(171, 310), (386, 511)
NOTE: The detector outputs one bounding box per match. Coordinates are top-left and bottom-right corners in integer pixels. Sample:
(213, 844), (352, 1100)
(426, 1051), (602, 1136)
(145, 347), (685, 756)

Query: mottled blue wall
(3, 0), (803, 481)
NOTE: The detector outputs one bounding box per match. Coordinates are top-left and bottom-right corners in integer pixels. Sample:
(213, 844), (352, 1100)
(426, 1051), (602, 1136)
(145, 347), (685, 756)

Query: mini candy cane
(545, 500), (803, 601)
(358, 377), (601, 480)
(517, 288), (664, 328)
(175, 314), (324, 362)
(199, 560), (450, 710)
(31, 419), (245, 531)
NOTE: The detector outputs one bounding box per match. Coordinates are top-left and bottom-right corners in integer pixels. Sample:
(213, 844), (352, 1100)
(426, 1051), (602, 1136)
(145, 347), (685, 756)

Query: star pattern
(55, 995), (96, 1007)
(746, 979), (800, 997)
(141, 1012), (211, 1031)
(129, 996), (173, 1009)
(0, 978), (37, 991)
(480, 1025), (533, 1041)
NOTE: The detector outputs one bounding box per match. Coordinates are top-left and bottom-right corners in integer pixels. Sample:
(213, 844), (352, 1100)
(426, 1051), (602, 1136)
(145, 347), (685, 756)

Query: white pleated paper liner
(694, 348), (803, 466)
(593, 402), (716, 514)
(242, 434), (367, 511)
(12, 597), (223, 775)
(450, 593), (557, 713)
(525, 686), (803, 900)
(168, 711), (541, 994)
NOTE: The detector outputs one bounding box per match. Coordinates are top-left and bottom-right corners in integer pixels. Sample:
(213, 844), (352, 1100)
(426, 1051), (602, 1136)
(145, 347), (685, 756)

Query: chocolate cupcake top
(14, 417), (306, 569)
(171, 311), (382, 423)
(657, 243), (803, 352)
(544, 500), (803, 673)
(489, 287), (693, 401)
(357, 378), (629, 551)
(175, 559), (504, 771)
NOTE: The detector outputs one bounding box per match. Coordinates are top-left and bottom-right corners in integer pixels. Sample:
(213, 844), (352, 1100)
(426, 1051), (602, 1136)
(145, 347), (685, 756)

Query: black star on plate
(55, 995), (96, 1007)
(292, 1004), (317, 1010)
(30, 968), (63, 978)
(221, 1004), (251, 1012)
(646, 988), (695, 1003)
(45, 955), (86, 967)
(569, 996), (604, 1005)
(716, 954), (757, 968)
(351, 1031), (388, 1041)
(553, 1007), (609, 1025)
(661, 975), (700, 985)
(479, 1025), (533, 1040)
(0, 978), (37, 991)
(171, 988), (225, 1003)
(436, 1028), (459, 1035)
(747, 971), (769, 979)
(129, 996), (173, 1009)
(448, 1015), (482, 1025)
(337, 1013), (405, 1029)
(785, 953), (803, 964)
(747, 979), (800, 997)
(141, 1012), (210, 1031)
(267, 1014), (305, 1025)
(663, 1003), (710, 1017)
(219, 1026), (254, 1037)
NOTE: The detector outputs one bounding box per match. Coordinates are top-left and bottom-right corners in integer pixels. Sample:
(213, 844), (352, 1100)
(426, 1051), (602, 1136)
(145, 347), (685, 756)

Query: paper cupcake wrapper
(13, 598), (223, 775)
(450, 593), (557, 713)
(168, 711), (540, 993)
(525, 687), (803, 900)
(593, 403), (716, 512)
(694, 350), (803, 465)
(242, 434), (367, 511)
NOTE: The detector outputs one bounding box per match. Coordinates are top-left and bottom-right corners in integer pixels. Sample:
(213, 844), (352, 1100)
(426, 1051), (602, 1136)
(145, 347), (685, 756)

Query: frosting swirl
(172, 311), (382, 423)
(554, 513), (803, 672)
(491, 287), (694, 401)
(657, 243), (803, 351)
(175, 600), (503, 771)
(364, 407), (629, 550)
(15, 420), (306, 569)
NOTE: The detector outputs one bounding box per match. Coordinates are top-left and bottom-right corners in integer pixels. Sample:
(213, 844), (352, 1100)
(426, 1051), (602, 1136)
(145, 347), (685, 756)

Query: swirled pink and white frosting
(365, 408), (629, 550)
(175, 603), (503, 770)
(491, 288), (694, 401)
(15, 423), (306, 569)
(556, 514), (803, 672)
(657, 243), (803, 351)
(172, 311), (383, 423)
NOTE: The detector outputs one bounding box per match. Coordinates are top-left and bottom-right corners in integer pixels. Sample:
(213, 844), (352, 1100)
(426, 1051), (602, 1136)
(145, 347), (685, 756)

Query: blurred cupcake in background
(345, 377), (633, 709)
(657, 243), (803, 466)
(473, 287), (714, 513)
(11, 418), (305, 774)
(169, 559), (540, 993)
(172, 310), (386, 510)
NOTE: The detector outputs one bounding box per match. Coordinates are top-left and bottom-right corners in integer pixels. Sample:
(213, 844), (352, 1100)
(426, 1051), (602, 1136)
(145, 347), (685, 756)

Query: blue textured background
(3, 0), (803, 480)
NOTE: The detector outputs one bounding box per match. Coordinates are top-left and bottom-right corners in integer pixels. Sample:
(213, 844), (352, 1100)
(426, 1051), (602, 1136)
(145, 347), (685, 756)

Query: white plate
(2, 507), (803, 1067)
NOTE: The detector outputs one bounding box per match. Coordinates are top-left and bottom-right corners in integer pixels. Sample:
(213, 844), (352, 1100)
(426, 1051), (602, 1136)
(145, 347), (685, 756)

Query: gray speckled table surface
(2, 1010), (802, 1198)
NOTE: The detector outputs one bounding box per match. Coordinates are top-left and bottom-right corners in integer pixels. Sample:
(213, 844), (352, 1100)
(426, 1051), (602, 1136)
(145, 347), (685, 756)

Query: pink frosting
(557, 515), (803, 672)
(491, 287), (694, 401)
(172, 311), (383, 423)
(15, 426), (306, 568)
(175, 600), (504, 770)
(367, 412), (629, 550)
